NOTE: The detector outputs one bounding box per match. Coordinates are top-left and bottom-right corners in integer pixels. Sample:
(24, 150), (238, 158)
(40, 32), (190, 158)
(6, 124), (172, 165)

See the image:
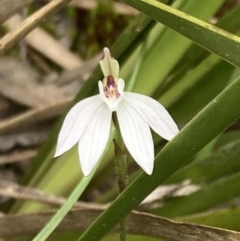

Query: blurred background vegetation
(1, 0), (240, 240)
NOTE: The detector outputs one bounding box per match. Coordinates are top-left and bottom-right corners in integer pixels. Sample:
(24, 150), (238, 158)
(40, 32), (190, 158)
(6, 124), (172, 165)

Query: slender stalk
(113, 140), (128, 192)
(113, 113), (128, 241)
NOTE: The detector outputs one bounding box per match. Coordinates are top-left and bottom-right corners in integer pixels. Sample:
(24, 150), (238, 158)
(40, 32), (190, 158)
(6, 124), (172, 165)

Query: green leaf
(121, 0), (240, 68)
(159, 54), (221, 107)
(169, 60), (234, 123)
(133, 0), (225, 95)
(154, 3), (240, 100)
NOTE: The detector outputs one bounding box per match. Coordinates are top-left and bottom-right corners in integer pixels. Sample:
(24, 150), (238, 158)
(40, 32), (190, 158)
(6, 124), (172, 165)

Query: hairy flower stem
(113, 114), (128, 241)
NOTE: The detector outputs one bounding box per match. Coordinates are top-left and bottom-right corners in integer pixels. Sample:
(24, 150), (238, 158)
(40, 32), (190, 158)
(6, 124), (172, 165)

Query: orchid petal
(79, 104), (112, 176)
(124, 92), (179, 140)
(117, 101), (154, 175)
(117, 78), (125, 96)
(98, 81), (105, 98)
(99, 47), (119, 77)
(54, 95), (102, 157)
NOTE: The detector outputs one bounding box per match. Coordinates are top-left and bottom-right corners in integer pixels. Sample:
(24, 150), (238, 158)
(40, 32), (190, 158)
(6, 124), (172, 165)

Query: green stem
(113, 140), (128, 192)
(113, 113), (128, 241)
(113, 139), (128, 241)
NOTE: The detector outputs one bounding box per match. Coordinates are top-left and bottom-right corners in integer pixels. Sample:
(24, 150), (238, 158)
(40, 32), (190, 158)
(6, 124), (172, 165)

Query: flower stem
(113, 139), (128, 192)
(113, 139), (128, 241)
(113, 113), (128, 241)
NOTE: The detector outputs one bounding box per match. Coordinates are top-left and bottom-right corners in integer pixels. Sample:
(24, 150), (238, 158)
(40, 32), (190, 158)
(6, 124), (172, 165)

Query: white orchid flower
(54, 48), (179, 176)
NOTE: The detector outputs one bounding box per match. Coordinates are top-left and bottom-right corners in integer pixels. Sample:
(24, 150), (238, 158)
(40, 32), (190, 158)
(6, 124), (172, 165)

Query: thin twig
(0, 180), (103, 209)
(0, 97), (72, 134)
(0, 149), (37, 165)
(4, 14), (82, 69)
(0, 208), (240, 240)
(0, 0), (72, 54)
